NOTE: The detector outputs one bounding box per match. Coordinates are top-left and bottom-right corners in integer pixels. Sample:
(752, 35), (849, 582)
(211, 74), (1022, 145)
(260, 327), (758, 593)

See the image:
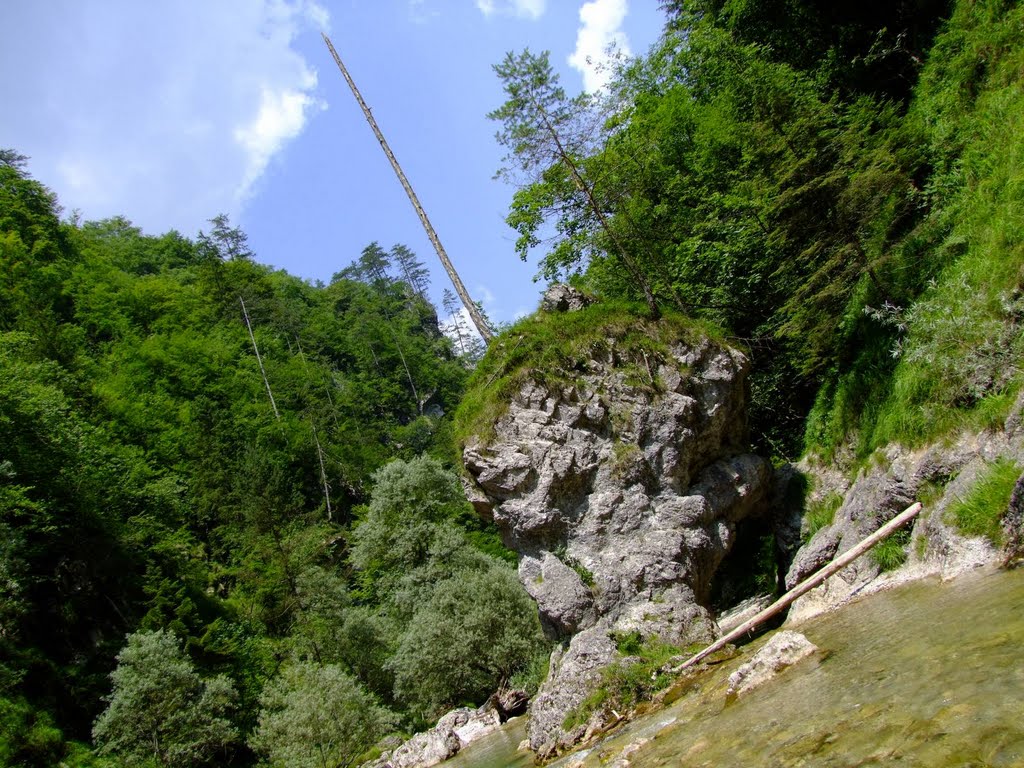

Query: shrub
(251, 662), (396, 768)
(92, 630), (237, 767)
(388, 566), (546, 721)
(349, 456), (514, 603)
(946, 459), (1021, 546)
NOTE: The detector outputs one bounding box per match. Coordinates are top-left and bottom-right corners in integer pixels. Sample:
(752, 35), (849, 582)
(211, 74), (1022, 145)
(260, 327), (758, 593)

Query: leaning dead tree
(669, 501), (924, 674)
(322, 34), (494, 343)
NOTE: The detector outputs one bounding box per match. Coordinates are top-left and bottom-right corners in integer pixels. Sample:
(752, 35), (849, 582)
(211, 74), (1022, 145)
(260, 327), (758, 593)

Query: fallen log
(669, 501), (922, 675)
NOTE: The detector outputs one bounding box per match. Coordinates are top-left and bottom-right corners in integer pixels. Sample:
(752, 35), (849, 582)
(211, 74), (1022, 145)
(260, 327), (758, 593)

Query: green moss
(946, 459), (1021, 546)
(562, 633), (682, 730)
(453, 300), (727, 453)
(803, 492), (843, 542)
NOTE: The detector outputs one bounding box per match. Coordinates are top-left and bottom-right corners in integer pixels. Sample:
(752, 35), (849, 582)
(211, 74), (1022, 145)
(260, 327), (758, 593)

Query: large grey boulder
(462, 329), (772, 752)
(520, 552), (596, 636)
(363, 705), (502, 768)
(727, 630), (818, 697)
(528, 627), (618, 756)
(540, 283), (594, 313)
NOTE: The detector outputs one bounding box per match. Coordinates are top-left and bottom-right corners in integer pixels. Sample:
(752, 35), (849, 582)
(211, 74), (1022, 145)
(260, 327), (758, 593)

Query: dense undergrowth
(486, 0), (1023, 468)
(804, 0), (1024, 464)
(2, 0), (1023, 765)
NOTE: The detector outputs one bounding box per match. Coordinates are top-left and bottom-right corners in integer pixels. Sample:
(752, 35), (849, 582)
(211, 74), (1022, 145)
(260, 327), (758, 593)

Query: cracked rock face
(462, 332), (771, 753)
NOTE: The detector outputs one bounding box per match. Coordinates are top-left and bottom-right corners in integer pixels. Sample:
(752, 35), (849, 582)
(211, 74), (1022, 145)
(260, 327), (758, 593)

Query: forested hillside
(2, 0), (1023, 764)
(488, 0), (1023, 462)
(0, 154), (543, 766)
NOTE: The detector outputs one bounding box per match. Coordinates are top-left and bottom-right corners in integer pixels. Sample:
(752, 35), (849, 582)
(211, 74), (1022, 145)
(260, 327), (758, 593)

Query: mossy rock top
(453, 300), (732, 453)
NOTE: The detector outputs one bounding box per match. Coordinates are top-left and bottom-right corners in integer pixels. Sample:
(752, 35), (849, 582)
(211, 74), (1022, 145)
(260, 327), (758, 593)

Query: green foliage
(870, 528), (910, 571)
(804, 0), (1024, 461)
(507, 647), (552, 697)
(0, 154), (475, 753)
(946, 460), (1021, 546)
(92, 630), (237, 767)
(388, 567), (546, 721)
(487, 0), (1022, 465)
(803, 492), (844, 541)
(349, 456), (512, 603)
(563, 634), (681, 730)
(662, 0), (951, 103)
(251, 662), (395, 768)
(453, 300), (723, 451)
(0, 694), (65, 768)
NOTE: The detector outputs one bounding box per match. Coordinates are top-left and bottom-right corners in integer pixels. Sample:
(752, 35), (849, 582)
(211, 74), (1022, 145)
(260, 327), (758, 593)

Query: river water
(450, 567), (1024, 767)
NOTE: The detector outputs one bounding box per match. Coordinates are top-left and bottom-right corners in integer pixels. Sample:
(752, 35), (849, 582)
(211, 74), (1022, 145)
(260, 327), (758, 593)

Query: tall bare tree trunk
(240, 296), (280, 420)
(310, 420), (333, 522)
(323, 34), (493, 343)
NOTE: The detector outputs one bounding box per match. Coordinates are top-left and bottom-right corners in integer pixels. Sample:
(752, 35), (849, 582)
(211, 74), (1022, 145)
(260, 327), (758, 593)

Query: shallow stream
(450, 567), (1024, 767)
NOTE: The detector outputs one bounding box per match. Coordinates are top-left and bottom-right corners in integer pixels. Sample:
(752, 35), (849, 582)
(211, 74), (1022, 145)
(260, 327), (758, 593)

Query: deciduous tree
(92, 630), (237, 767)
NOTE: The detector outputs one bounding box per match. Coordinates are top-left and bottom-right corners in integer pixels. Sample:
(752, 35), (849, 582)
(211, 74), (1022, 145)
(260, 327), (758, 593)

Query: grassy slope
(453, 300), (728, 453)
(805, 0), (1024, 464)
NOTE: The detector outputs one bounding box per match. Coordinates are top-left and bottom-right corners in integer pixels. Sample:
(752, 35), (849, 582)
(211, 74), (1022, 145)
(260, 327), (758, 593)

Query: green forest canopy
(2, 0), (1024, 764)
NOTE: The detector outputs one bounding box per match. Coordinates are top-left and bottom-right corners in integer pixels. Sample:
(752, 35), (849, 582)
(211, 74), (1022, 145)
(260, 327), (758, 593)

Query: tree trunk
(323, 34), (494, 342)
(240, 297), (280, 420)
(669, 501), (923, 674)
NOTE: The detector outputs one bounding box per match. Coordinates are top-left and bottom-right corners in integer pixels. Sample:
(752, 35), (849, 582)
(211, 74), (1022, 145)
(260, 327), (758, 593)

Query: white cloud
(0, 0), (328, 235)
(568, 0), (631, 93)
(234, 80), (325, 201)
(476, 284), (497, 307)
(475, 0), (546, 20)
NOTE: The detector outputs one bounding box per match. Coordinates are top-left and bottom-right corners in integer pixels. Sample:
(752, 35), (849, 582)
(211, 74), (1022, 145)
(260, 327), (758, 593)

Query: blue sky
(1, 1), (666, 324)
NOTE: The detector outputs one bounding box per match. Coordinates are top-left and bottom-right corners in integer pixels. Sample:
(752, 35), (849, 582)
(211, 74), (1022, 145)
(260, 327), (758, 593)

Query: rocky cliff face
(779, 397), (1024, 624)
(461, 293), (772, 755)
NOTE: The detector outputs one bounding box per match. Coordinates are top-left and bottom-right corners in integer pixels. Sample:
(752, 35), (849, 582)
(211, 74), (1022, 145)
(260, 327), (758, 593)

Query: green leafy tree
(198, 214), (252, 261)
(251, 662), (395, 768)
(390, 243), (430, 299)
(388, 567), (545, 719)
(349, 456), (479, 602)
(92, 630), (237, 767)
(489, 49), (661, 316)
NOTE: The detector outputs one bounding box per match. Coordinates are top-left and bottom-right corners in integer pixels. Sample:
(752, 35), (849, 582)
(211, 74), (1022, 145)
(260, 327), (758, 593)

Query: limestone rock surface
(541, 283), (594, 313)
(462, 329), (772, 753)
(786, 419), (1024, 622)
(727, 630), (818, 697)
(362, 704), (503, 768)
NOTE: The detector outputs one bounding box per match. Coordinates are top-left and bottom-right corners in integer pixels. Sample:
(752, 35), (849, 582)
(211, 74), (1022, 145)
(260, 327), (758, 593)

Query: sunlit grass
(946, 459), (1021, 546)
